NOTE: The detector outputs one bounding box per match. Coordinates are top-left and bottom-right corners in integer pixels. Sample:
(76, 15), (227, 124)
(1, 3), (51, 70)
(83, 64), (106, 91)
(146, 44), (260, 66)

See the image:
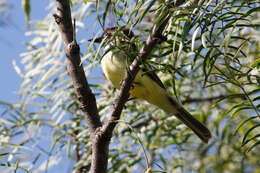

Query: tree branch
(53, 0), (102, 134)
(54, 1), (106, 172)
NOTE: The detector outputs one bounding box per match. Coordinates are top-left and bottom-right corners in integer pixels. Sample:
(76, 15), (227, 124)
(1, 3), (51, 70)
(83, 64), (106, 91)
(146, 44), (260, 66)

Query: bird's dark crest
(104, 27), (134, 40)
(89, 26), (134, 43)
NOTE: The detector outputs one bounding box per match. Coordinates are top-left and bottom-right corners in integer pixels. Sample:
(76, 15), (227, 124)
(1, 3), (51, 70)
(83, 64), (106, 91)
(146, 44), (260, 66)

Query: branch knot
(66, 41), (80, 58)
(53, 14), (62, 24)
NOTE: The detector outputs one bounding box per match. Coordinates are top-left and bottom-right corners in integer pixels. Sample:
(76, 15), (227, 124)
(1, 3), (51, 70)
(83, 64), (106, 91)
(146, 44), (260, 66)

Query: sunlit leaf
(22, 0), (30, 24)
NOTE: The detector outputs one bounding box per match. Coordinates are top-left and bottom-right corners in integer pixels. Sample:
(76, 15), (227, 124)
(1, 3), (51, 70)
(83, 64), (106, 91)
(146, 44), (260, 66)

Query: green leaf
(241, 134), (260, 147)
(251, 58), (260, 68)
(22, 0), (30, 24)
(66, 137), (72, 157)
(247, 140), (260, 152)
(225, 101), (250, 116)
(242, 6), (260, 18)
(242, 123), (260, 145)
(103, 0), (111, 27)
(201, 31), (208, 48)
(230, 106), (253, 117)
(135, 0), (156, 26)
(191, 27), (200, 52)
(182, 21), (191, 41)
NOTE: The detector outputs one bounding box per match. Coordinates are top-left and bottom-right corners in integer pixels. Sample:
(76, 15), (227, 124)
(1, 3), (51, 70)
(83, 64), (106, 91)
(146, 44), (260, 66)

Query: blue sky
(0, 1), (49, 103)
(0, 1), (73, 172)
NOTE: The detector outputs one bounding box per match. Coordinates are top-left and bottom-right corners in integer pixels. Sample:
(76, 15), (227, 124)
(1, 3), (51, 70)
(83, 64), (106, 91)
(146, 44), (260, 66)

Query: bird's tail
(167, 96), (211, 143)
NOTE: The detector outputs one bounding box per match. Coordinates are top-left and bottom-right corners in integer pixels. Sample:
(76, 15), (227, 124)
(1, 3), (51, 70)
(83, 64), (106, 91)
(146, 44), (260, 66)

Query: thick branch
(53, 0), (101, 134)
(54, 1), (106, 173)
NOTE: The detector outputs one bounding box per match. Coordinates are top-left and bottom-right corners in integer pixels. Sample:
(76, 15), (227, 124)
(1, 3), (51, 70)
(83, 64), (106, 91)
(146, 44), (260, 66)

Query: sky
(0, 1), (49, 103)
(0, 1), (73, 172)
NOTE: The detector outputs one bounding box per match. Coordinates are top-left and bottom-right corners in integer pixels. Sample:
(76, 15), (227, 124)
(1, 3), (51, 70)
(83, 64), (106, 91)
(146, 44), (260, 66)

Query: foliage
(0, 0), (260, 172)
(22, 0), (30, 24)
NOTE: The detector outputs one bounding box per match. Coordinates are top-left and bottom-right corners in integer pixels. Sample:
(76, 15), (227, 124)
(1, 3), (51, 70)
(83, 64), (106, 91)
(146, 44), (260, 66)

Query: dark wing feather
(132, 42), (165, 89)
(141, 65), (166, 89)
(115, 28), (165, 90)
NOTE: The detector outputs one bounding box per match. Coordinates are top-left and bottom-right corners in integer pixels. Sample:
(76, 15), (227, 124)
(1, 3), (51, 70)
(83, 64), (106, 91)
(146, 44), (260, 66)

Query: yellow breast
(101, 51), (126, 89)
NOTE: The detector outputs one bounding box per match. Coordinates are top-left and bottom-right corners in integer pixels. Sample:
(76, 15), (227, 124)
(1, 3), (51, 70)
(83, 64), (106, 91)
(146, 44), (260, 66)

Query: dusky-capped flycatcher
(89, 27), (211, 143)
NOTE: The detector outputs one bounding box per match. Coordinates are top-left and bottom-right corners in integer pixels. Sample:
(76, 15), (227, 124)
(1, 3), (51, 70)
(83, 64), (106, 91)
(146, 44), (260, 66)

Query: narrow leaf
(234, 115), (258, 134)
(242, 124), (260, 145)
(22, 0), (30, 24)
(192, 27), (200, 52)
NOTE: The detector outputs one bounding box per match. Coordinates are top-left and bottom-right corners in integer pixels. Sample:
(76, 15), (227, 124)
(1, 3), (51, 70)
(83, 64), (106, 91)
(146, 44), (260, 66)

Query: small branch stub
(67, 41), (80, 58)
(53, 13), (62, 24)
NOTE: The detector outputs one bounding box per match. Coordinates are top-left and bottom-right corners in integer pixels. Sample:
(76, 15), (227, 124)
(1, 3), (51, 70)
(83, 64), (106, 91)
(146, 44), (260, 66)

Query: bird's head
(88, 27), (134, 44)
(89, 27), (137, 61)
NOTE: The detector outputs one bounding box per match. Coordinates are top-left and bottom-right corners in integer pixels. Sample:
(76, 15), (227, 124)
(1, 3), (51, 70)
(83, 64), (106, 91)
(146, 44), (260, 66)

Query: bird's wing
(124, 40), (166, 90)
(141, 65), (166, 89)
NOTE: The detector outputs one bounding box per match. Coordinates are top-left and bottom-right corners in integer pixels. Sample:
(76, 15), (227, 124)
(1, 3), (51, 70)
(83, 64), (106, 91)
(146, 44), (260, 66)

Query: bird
(89, 27), (211, 143)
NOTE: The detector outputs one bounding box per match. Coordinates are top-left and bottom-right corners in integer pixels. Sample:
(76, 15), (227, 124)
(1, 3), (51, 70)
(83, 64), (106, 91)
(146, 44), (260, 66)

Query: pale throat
(101, 43), (130, 89)
(103, 42), (130, 67)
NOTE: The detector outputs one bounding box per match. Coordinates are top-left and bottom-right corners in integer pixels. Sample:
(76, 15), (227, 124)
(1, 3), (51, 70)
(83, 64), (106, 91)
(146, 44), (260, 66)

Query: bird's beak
(88, 36), (103, 43)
